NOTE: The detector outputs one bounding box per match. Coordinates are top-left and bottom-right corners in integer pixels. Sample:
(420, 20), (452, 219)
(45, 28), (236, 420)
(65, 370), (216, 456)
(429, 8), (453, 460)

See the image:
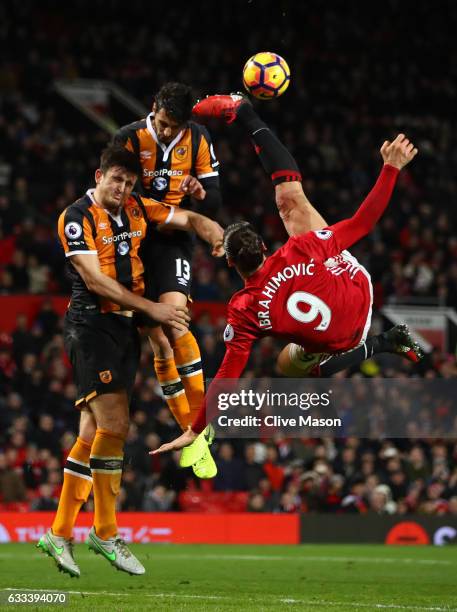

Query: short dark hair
(99, 145), (142, 177)
(154, 82), (194, 124)
(223, 222), (264, 275)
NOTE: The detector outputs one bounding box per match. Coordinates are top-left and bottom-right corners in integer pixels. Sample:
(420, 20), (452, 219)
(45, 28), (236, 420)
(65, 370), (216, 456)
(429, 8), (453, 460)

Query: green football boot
(180, 424), (217, 478)
(86, 527), (145, 575)
(37, 530), (80, 578)
(192, 445), (218, 479)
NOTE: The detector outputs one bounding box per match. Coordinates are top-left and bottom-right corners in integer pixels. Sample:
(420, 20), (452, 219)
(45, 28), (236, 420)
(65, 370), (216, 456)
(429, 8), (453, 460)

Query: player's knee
(114, 418), (129, 438)
(275, 182), (305, 215)
(89, 393), (130, 437)
(97, 413), (129, 438)
(163, 325), (188, 346)
(277, 344), (300, 376)
(277, 344), (323, 377)
(79, 410), (96, 444)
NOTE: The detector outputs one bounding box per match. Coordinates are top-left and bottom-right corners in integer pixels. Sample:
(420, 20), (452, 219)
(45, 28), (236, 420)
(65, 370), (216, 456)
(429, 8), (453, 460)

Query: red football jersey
(227, 234), (372, 354)
(192, 164), (399, 433)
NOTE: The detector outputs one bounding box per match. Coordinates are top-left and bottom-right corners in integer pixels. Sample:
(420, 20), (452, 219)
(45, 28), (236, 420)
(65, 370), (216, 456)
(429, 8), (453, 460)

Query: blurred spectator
(242, 444), (265, 491)
(31, 414), (60, 457)
(0, 452), (26, 502)
(34, 300), (59, 340)
(142, 484), (175, 512)
(123, 423), (150, 475)
(214, 442), (244, 491)
(119, 466), (145, 511)
(388, 470), (409, 501)
(405, 446), (431, 481)
(27, 255), (49, 294)
(7, 250), (28, 291)
(30, 483), (58, 511)
(369, 484), (397, 515)
(278, 483), (302, 513)
(263, 445), (286, 492)
(200, 334), (225, 378)
(247, 491), (266, 512)
(341, 478), (368, 513)
(12, 314), (36, 362)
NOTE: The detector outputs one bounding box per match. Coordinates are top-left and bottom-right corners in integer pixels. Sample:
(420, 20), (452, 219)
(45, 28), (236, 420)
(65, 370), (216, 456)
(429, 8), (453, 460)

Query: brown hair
(223, 222), (264, 275)
(99, 145), (142, 176)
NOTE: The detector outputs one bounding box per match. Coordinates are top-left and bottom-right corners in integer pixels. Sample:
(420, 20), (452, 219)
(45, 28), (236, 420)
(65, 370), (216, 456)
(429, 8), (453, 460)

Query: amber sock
(52, 437), (92, 539)
(154, 356), (191, 430)
(90, 429), (124, 540)
(172, 332), (205, 423)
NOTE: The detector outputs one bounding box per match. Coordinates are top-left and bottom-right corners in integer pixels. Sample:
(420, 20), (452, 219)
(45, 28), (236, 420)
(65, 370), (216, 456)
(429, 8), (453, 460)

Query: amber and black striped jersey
(57, 190), (174, 313)
(114, 114), (220, 207)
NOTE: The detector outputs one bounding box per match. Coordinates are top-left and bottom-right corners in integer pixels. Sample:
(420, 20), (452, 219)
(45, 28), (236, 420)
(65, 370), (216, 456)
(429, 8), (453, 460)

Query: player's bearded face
(153, 107), (183, 144)
(96, 167), (137, 210)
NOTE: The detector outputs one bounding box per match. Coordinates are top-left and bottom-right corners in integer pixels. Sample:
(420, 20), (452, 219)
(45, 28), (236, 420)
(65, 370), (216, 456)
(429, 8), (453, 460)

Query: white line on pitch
(0, 553), (452, 565)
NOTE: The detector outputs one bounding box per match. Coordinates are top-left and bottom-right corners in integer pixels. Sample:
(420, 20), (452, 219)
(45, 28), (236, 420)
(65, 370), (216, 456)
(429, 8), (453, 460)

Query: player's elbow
(275, 182), (306, 215)
(170, 209), (192, 232)
(82, 271), (103, 293)
(350, 217), (374, 238)
(84, 277), (98, 293)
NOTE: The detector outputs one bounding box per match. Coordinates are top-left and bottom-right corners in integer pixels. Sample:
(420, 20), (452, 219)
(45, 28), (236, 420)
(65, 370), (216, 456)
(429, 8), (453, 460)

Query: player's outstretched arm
(169, 208), (225, 257)
(151, 426), (198, 454)
(70, 253), (190, 331)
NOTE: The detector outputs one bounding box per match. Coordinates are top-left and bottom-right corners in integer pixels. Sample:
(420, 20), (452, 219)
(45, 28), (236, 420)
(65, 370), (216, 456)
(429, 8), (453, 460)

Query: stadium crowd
(0, 0), (456, 514)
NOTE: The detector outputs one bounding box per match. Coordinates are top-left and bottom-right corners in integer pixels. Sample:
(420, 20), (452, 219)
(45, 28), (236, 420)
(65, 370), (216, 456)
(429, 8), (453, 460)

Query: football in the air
(242, 52), (290, 100)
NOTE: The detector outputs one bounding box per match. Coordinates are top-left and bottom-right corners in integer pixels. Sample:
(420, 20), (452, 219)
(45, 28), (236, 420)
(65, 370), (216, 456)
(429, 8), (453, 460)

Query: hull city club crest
(174, 146), (188, 161)
(99, 370), (112, 383)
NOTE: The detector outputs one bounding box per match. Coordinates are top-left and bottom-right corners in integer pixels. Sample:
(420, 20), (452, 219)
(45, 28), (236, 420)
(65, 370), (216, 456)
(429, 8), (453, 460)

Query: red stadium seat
(179, 491), (249, 513)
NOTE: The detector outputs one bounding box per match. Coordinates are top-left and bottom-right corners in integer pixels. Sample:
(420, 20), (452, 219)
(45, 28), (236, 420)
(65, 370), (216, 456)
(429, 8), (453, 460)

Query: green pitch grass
(0, 544), (456, 611)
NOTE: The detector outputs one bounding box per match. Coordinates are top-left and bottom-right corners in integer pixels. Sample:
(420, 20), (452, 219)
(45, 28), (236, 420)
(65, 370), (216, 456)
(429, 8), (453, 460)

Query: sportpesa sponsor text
(102, 230), (143, 245)
(143, 168), (184, 178)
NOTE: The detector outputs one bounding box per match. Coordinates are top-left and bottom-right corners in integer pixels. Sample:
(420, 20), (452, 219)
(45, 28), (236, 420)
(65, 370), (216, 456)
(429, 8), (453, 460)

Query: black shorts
(63, 309), (141, 408)
(143, 227), (193, 298)
(136, 228), (194, 327)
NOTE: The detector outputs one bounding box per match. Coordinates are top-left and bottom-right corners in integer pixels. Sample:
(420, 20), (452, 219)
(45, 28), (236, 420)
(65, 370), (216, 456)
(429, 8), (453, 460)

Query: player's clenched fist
(380, 134), (418, 170)
(180, 175), (206, 200)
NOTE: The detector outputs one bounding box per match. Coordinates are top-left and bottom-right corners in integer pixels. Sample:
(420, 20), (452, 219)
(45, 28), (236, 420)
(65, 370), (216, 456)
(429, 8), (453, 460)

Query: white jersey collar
(86, 189), (123, 227)
(146, 112), (184, 162)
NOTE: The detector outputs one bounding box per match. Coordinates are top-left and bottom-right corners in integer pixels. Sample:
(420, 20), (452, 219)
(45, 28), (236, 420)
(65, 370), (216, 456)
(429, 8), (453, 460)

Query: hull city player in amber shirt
(114, 82), (223, 478)
(38, 146), (223, 579)
(150, 126), (419, 455)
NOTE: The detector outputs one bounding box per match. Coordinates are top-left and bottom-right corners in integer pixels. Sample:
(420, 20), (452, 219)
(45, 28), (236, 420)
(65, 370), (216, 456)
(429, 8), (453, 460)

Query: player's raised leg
(277, 324), (423, 377)
(141, 231), (217, 478)
(193, 95), (327, 234)
(159, 292), (217, 479)
(147, 325), (192, 431)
